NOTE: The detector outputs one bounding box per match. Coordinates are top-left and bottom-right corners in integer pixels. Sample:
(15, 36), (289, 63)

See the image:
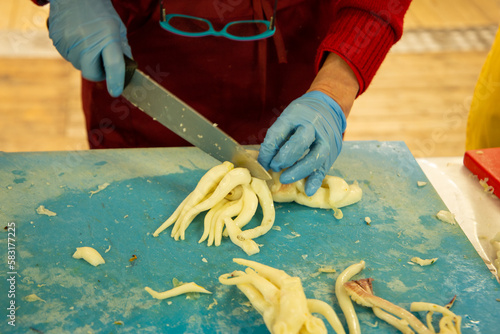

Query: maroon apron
(82, 0), (334, 148)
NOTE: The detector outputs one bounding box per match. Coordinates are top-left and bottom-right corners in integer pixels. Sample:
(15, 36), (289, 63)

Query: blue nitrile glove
(258, 91), (347, 196)
(48, 0), (131, 97)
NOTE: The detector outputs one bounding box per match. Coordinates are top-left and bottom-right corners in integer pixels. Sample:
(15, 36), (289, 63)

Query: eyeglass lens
(226, 22), (269, 37)
(167, 16), (210, 33)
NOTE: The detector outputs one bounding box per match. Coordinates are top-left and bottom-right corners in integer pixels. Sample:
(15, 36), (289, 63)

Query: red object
(463, 148), (500, 199)
(33, 0), (410, 149)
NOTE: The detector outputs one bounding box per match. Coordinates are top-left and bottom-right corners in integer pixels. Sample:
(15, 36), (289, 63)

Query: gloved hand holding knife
(48, 0), (131, 97)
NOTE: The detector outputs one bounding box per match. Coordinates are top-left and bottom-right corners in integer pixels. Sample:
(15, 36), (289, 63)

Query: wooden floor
(1, 0), (499, 156)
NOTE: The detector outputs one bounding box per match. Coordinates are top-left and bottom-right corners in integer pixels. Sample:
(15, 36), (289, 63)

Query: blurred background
(0, 0), (499, 157)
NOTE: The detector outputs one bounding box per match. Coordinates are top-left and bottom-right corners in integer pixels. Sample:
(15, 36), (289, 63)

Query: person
(466, 25), (500, 150)
(32, 0), (411, 195)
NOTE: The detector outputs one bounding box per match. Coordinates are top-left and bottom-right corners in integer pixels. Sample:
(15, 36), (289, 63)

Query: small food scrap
(318, 266), (336, 273)
(417, 181), (428, 187)
(129, 254), (138, 262)
(144, 282), (211, 300)
(24, 294), (45, 303)
(491, 233), (500, 274)
(36, 205), (57, 217)
(207, 298), (218, 310)
(105, 245), (111, 253)
(202, 257), (208, 263)
(436, 210), (456, 225)
(479, 178), (495, 194)
(72, 247), (105, 266)
(445, 295), (457, 309)
(89, 182), (110, 198)
(411, 257), (438, 266)
(285, 231), (301, 239)
(114, 321), (124, 325)
(364, 217), (371, 225)
(220, 258), (345, 334)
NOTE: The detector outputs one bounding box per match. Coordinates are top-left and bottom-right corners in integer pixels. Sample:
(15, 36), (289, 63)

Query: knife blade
(121, 56), (271, 180)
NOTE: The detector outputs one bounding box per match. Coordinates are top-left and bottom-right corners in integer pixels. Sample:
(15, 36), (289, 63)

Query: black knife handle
(124, 55), (138, 89)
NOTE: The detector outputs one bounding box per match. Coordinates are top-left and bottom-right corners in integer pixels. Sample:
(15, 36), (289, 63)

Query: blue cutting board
(0, 141), (498, 333)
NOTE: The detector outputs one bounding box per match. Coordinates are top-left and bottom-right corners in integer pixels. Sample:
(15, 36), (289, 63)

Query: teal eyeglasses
(159, 0), (278, 41)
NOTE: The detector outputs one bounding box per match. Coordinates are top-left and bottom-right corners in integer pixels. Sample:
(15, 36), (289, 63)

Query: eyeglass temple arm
(269, 0), (278, 29)
(159, 0), (166, 21)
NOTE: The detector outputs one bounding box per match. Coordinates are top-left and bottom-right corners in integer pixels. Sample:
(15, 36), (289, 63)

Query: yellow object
(466, 26), (500, 150)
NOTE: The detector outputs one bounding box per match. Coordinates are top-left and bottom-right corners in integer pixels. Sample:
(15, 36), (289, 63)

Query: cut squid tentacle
(237, 178), (275, 241)
(224, 217), (260, 255)
(233, 258), (290, 288)
(223, 184), (259, 237)
(156, 161), (233, 237)
(335, 260), (366, 334)
(307, 299), (346, 334)
(153, 193), (193, 237)
(207, 198), (243, 247)
(198, 199), (228, 244)
(144, 282), (211, 300)
(213, 199), (244, 247)
(173, 167), (251, 240)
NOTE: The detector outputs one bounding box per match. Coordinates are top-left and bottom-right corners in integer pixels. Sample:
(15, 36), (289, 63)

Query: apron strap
(262, 0), (287, 64)
(253, 0), (288, 112)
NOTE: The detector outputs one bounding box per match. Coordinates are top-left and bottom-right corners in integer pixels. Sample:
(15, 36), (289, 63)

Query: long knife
(121, 56), (271, 180)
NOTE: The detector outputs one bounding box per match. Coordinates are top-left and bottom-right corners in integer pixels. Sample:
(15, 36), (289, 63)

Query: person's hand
(48, 0), (131, 97)
(258, 91), (346, 196)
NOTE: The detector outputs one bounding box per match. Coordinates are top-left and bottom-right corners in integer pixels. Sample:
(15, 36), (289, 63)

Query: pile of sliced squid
(152, 161), (363, 255)
(220, 259), (462, 334)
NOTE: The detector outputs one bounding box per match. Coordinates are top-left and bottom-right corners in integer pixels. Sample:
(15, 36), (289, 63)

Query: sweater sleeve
(316, 0), (412, 95)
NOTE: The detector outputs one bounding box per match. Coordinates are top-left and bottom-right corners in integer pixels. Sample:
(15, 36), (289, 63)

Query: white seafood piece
(144, 282), (211, 300)
(72, 247), (105, 267)
(269, 170), (362, 217)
